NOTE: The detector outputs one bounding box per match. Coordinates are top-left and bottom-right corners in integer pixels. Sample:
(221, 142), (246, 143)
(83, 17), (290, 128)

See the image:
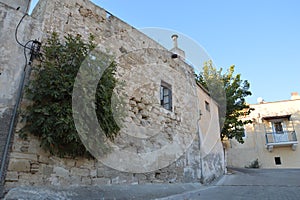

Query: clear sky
(29, 0), (300, 104)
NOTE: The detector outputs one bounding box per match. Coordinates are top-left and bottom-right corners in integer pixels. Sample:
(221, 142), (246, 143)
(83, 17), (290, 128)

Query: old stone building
(227, 93), (300, 168)
(0, 0), (225, 196)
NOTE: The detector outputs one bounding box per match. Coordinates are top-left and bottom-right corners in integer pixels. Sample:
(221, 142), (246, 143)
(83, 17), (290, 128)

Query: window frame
(274, 157), (282, 165)
(160, 81), (172, 111)
(205, 101), (210, 112)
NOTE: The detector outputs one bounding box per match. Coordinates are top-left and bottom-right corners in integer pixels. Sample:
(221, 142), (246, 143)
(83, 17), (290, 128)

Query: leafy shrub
(245, 158), (260, 168)
(21, 32), (120, 157)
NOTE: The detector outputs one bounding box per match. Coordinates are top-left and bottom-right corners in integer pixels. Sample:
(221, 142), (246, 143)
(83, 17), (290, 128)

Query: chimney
(257, 97), (264, 104)
(170, 34), (185, 60)
(291, 92), (300, 100)
(172, 34), (178, 48)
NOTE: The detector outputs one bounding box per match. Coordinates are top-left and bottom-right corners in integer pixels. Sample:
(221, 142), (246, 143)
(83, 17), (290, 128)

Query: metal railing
(265, 131), (297, 144)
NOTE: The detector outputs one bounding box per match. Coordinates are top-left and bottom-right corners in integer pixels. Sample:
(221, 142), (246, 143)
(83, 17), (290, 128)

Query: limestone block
(35, 144), (51, 160)
(18, 173), (44, 185)
(41, 164), (53, 176)
(38, 154), (51, 164)
(81, 177), (92, 185)
(62, 158), (76, 168)
(27, 139), (41, 154)
(134, 173), (147, 183)
(129, 100), (136, 106)
(67, 176), (81, 185)
(53, 166), (70, 178)
(132, 107), (138, 114)
(4, 181), (18, 189)
(70, 167), (90, 177)
(136, 113), (142, 120)
(112, 174), (137, 185)
(90, 169), (97, 178)
(111, 176), (120, 184)
(132, 97), (141, 103)
(92, 178), (111, 185)
(11, 139), (29, 153)
(8, 159), (30, 172)
(5, 171), (19, 182)
(140, 120), (150, 127)
(151, 179), (164, 183)
(48, 175), (60, 186)
(96, 167), (113, 178)
(75, 158), (94, 168)
(146, 105), (153, 112)
(137, 103), (145, 110)
(123, 117), (132, 122)
(139, 110), (149, 118)
(9, 152), (38, 162)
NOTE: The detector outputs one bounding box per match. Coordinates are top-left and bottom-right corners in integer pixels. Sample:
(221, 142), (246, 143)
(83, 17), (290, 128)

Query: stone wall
(3, 0), (225, 191)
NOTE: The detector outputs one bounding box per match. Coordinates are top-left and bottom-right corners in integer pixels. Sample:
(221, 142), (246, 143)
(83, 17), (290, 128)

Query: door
(272, 121), (288, 142)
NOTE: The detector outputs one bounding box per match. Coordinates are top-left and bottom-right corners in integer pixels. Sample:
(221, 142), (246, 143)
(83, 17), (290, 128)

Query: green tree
(196, 61), (253, 143)
(21, 32), (120, 157)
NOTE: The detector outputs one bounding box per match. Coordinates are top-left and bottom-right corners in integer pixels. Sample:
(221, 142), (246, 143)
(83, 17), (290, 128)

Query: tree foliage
(196, 61), (253, 143)
(21, 32), (120, 157)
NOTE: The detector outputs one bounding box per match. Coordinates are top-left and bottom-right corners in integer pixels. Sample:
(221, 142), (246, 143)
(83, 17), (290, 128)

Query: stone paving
(4, 168), (300, 199)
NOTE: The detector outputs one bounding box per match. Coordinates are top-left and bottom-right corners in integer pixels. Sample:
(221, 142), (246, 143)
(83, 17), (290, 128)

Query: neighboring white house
(227, 93), (300, 168)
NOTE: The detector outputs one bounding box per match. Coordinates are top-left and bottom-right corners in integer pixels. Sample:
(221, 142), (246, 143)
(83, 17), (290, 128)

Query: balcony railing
(265, 131), (298, 152)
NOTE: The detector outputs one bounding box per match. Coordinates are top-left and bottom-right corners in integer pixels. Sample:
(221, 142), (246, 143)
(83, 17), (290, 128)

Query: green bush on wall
(21, 32), (120, 158)
(245, 158), (260, 168)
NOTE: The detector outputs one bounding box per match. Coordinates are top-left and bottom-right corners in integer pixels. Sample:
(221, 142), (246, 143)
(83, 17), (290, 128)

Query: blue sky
(29, 0), (300, 104)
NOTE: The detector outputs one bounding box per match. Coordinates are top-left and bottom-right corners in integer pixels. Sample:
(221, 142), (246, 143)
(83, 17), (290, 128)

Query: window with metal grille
(160, 81), (172, 111)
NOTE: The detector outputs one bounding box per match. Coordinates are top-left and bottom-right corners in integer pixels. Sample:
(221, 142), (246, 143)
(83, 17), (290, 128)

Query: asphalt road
(160, 168), (300, 200)
(4, 168), (300, 200)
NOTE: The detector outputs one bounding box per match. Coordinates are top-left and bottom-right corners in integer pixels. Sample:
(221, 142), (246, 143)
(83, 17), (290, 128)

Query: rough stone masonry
(0, 0), (225, 194)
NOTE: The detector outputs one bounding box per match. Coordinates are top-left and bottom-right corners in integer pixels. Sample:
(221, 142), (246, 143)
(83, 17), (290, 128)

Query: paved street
(4, 168), (300, 199)
(160, 168), (300, 200)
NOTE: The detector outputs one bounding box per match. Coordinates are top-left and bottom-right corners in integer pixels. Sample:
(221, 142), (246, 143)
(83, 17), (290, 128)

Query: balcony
(265, 131), (298, 152)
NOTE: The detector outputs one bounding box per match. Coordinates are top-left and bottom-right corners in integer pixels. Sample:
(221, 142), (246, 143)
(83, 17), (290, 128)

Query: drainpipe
(0, 64), (29, 195)
(197, 109), (204, 184)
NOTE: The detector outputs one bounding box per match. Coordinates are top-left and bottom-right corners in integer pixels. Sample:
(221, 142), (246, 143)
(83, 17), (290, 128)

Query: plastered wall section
(197, 85), (225, 182)
(227, 99), (300, 168)
(0, 3), (41, 114)
(0, 2), (41, 176)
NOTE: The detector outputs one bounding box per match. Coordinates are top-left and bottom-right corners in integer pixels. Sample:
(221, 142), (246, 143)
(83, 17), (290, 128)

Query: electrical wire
(15, 14), (42, 71)
(15, 14), (32, 51)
